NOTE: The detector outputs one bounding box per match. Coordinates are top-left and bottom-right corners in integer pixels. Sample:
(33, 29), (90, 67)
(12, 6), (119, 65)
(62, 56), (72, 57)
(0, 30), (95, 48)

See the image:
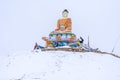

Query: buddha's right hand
(55, 29), (59, 31)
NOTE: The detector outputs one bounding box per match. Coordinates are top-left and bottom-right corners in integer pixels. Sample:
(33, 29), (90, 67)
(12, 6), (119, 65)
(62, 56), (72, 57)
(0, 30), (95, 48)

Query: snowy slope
(0, 51), (120, 80)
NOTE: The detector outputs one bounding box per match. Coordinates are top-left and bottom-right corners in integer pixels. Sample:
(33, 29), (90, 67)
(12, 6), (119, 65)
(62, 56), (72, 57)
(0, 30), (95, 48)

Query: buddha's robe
(56, 18), (72, 32)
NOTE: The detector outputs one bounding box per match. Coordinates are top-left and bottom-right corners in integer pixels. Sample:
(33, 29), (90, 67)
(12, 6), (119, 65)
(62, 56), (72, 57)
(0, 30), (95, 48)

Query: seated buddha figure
(52, 9), (72, 33)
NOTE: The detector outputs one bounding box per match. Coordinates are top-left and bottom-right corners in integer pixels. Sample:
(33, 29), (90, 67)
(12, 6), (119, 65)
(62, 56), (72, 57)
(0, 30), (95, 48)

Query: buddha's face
(62, 12), (68, 18)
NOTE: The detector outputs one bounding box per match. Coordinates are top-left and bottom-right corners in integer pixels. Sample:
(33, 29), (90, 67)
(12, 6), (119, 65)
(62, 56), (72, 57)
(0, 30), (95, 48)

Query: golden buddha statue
(42, 9), (73, 47)
(52, 9), (72, 33)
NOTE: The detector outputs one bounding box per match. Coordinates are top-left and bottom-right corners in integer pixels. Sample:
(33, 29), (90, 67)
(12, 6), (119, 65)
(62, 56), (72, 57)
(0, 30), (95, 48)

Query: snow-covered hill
(0, 51), (120, 80)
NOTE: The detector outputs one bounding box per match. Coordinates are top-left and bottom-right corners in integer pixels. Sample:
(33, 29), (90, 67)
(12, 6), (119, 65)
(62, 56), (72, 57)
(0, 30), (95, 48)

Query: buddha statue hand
(60, 24), (65, 31)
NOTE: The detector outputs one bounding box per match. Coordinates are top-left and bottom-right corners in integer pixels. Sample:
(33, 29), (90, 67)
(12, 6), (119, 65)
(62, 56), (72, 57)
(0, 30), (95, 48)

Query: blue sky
(0, 0), (120, 55)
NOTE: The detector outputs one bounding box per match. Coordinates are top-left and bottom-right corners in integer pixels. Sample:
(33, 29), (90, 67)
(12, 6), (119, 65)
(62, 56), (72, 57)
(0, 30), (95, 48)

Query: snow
(0, 0), (120, 79)
(0, 51), (120, 80)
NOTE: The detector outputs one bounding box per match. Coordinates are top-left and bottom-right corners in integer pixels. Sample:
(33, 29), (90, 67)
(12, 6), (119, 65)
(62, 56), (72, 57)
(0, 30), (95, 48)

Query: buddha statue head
(62, 9), (69, 19)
